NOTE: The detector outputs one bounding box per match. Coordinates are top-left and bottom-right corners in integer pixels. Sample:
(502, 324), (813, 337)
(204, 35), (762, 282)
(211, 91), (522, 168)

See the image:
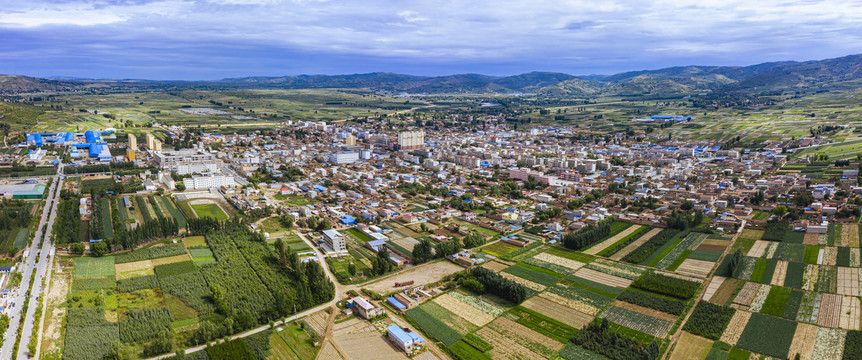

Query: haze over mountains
(3, 54), (862, 96)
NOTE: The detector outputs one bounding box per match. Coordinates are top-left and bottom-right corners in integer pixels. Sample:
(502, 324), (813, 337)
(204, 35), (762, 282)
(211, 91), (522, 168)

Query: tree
(772, 205), (788, 219)
(412, 239), (434, 264)
(70, 242), (85, 254)
(347, 262), (357, 276)
(372, 246), (393, 275)
(91, 241), (108, 257)
(175, 183), (186, 191)
(680, 201), (693, 211)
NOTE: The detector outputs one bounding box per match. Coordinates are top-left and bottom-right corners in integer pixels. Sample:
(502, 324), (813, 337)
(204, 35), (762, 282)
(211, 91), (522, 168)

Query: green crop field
(735, 313), (797, 358)
(191, 203), (228, 220)
(75, 256), (116, 278)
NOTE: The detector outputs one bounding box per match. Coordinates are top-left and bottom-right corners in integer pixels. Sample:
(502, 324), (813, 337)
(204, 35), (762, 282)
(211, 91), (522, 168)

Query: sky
(1, 0), (861, 80)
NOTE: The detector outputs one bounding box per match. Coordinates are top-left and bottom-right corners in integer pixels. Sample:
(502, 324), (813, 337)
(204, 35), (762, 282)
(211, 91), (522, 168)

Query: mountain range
(3, 54), (862, 96)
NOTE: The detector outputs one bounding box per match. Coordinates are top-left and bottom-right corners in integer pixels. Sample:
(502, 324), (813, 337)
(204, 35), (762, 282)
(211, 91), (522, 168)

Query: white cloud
(1, 0), (862, 74)
(0, 1), (190, 27)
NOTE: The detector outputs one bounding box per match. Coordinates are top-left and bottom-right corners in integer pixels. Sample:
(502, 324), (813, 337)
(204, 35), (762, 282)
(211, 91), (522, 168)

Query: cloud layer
(1, 0), (861, 79)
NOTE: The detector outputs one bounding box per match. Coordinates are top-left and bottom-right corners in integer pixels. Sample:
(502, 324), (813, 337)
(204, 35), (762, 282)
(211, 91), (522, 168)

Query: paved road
(0, 165), (62, 360)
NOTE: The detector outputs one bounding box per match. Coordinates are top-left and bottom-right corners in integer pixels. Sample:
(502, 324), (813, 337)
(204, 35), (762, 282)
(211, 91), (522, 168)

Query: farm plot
(585, 258), (644, 280)
(840, 296), (861, 330)
(480, 241), (521, 258)
(797, 291), (822, 324)
(584, 224), (642, 255)
(709, 278), (742, 306)
(821, 247), (838, 266)
(804, 233), (820, 245)
(433, 292), (504, 327)
(817, 265), (838, 293)
(719, 309), (752, 346)
(669, 332), (713, 360)
(500, 271), (547, 292)
(545, 284), (613, 315)
(702, 276), (725, 302)
(656, 232), (706, 269)
(526, 252), (586, 274)
(390, 237), (419, 254)
(482, 260), (510, 272)
(573, 267), (633, 288)
(802, 264), (819, 291)
(487, 316), (564, 358)
(747, 284), (772, 313)
(775, 243), (806, 263)
(733, 282), (762, 307)
(332, 317), (408, 360)
(676, 258), (715, 278)
(816, 293), (843, 328)
(843, 224), (860, 247)
(611, 300), (677, 322)
(838, 266), (859, 296)
(735, 313), (798, 358)
(747, 240), (769, 258)
(190, 248), (216, 266)
(598, 305), (673, 338)
(784, 261), (806, 289)
(610, 227), (662, 261)
(114, 260), (154, 280)
(734, 256), (756, 281)
(475, 325), (547, 360)
(811, 327), (846, 360)
(405, 304), (469, 346)
(759, 286), (791, 317)
(786, 322), (819, 360)
(521, 295), (594, 329)
(852, 248), (861, 267)
(503, 263), (562, 287)
(75, 256), (116, 278)
(771, 260), (789, 286)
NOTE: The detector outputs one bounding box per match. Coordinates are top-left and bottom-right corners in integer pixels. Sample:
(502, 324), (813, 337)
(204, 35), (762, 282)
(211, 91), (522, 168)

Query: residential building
(352, 297), (384, 319)
(322, 229), (348, 254)
(386, 325), (425, 354)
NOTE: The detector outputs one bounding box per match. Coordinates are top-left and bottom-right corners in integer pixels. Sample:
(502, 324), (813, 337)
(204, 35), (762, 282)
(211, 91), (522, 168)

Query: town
(0, 82), (861, 360)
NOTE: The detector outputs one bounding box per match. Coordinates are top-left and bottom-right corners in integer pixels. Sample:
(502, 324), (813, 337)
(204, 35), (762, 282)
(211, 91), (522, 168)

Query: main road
(0, 164), (63, 360)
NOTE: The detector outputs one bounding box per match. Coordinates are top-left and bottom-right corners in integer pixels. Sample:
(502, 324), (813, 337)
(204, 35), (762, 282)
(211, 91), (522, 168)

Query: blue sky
(1, 0), (861, 80)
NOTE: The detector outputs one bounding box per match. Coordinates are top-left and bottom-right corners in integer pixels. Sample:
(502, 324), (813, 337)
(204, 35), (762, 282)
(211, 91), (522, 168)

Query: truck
(394, 280), (414, 287)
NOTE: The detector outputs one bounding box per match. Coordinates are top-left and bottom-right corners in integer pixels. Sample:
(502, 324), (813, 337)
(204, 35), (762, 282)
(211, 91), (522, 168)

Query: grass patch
(405, 306), (462, 346)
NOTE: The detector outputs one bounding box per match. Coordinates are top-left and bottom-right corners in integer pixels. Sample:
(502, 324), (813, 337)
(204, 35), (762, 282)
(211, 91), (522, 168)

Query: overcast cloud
(0, 0), (860, 79)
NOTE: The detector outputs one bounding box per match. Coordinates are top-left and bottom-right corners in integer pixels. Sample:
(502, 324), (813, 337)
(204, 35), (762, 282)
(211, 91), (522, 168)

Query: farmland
(58, 220), (332, 359)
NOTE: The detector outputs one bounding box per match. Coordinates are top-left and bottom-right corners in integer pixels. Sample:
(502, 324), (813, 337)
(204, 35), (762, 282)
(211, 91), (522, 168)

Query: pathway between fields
(661, 220), (747, 360)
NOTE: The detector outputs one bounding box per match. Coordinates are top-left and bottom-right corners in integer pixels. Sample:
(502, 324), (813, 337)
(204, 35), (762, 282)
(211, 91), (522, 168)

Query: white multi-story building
(182, 175), (236, 189)
(329, 151), (359, 164)
(322, 229), (348, 254)
(398, 130), (425, 150)
(154, 149), (219, 174)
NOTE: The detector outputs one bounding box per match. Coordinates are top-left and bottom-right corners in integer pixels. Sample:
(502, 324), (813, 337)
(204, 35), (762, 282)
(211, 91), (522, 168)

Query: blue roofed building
(386, 324), (424, 354)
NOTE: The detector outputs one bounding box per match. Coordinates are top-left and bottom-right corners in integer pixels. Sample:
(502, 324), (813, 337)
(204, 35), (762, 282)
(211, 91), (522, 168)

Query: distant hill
(0, 75), (81, 94)
(2, 54), (862, 96)
(724, 54), (862, 92)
